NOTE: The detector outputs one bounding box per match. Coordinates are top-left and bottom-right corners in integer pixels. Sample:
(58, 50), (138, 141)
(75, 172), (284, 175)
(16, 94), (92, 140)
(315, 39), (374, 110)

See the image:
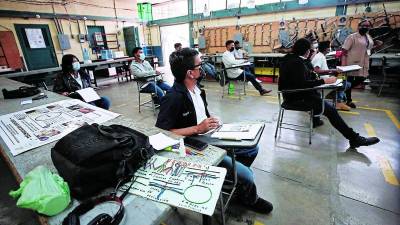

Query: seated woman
(53, 54), (111, 110)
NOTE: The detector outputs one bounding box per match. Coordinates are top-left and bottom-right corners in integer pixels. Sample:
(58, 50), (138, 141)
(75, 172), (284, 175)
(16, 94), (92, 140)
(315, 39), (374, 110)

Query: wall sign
(25, 28), (46, 48)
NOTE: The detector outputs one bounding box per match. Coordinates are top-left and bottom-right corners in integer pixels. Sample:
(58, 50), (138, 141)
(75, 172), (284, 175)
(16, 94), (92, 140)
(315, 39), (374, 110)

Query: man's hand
(197, 117), (219, 134)
(155, 70), (161, 75)
(323, 77), (337, 84)
(61, 92), (69, 96)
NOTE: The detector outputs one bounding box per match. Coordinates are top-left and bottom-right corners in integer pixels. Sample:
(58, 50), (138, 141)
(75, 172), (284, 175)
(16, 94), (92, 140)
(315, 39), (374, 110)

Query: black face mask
(235, 46), (240, 50)
(359, 28), (369, 35)
(229, 47), (235, 52)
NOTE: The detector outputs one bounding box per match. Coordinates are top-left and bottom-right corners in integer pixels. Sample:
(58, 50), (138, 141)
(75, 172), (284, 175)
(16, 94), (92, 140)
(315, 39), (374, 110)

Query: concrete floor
(1, 72), (399, 225)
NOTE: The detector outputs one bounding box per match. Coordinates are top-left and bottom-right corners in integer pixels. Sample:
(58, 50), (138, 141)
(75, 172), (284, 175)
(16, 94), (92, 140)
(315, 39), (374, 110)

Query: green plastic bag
(9, 165), (71, 216)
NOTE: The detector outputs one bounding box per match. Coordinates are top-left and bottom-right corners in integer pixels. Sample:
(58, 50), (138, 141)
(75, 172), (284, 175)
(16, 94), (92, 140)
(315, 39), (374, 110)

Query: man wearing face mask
(279, 38), (380, 149)
(130, 47), (171, 104)
(222, 40), (271, 95)
(53, 54), (111, 110)
(341, 19), (383, 108)
(156, 48), (273, 214)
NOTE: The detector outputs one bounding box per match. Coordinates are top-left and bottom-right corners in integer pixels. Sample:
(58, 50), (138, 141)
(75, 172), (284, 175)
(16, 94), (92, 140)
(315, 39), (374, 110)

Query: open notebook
(211, 123), (263, 140)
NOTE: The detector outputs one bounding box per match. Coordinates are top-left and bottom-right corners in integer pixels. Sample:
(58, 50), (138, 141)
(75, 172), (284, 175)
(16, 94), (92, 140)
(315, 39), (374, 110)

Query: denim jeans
(201, 62), (217, 79)
(337, 80), (351, 103)
(91, 96), (111, 110)
(346, 76), (366, 103)
(237, 70), (263, 92)
(234, 146), (259, 167)
(219, 156), (258, 205)
(141, 81), (171, 99)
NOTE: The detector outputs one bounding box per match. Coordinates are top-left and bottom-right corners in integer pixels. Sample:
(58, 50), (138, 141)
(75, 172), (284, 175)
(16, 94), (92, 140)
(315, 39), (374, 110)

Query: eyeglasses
(191, 63), (203, 70)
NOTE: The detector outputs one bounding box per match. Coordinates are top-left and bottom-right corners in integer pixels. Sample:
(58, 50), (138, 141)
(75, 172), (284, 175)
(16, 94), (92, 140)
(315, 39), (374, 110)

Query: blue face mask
(139, 53), (146, 61)
(72, 62), (80, 71)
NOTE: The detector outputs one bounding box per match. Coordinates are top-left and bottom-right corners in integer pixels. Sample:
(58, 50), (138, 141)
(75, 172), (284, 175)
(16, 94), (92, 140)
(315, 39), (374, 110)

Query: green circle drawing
(183, 185), (212, 204)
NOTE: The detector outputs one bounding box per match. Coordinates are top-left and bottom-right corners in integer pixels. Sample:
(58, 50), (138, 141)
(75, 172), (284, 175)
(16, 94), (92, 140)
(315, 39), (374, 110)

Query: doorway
(160, 23), (190, 68)
(14, 24), (58, 70)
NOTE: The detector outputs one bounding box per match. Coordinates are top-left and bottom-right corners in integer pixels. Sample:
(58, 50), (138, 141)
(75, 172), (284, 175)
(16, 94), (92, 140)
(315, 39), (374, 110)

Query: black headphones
(63, 180), (133, 225)
(62, 194), (124, 225)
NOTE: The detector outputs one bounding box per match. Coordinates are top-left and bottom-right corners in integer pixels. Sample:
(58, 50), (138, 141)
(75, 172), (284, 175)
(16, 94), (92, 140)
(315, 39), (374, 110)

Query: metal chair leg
(219, 192), (225, 225)
(279, 109), (285, 137)
(275, 107), (282, 139)
(309, 111), (313, 145)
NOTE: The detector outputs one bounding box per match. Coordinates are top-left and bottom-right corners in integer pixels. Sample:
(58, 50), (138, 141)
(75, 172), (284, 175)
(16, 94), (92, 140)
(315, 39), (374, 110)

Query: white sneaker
(256, 78), (262, 83)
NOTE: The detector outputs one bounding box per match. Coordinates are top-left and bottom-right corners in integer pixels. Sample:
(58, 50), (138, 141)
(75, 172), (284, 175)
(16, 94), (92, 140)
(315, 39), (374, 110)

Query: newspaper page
(0, 99), (119, 156)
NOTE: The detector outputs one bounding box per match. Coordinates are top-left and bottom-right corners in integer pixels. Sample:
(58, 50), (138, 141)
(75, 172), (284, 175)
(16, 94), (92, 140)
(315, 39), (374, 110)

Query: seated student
(53, 54), (111, 110)
(311, 41), (352, 111)
(156, 48), (273, 214)
(233, 40), (258, 79)
(130, 47), (171, 103)
(194, 45), (218, 80)
(223, 40), (271, 95)
(279, 38), (379, 149)
(169, 43), (182, 63)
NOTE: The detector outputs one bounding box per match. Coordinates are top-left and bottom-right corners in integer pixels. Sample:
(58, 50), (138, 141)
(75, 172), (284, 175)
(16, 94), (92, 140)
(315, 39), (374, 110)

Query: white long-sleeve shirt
(222, 51), (245, 79)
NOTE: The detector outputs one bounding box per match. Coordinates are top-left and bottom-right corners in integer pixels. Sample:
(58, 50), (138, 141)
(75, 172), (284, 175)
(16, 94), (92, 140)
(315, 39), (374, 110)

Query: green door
(14, 24), (58, 70)
(123, 26), (140, 56)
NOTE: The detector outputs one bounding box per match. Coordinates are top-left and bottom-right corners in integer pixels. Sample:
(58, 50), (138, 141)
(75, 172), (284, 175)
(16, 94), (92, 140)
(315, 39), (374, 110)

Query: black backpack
(2, 86), (41, 99)
(51, 123), (155, 199)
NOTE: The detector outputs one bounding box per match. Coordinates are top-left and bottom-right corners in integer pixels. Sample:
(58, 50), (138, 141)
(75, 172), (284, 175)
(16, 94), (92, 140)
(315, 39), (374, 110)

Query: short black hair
(292, 38), (311, 56)
(234, 40), (240, 45)
(169, 48), (198, 83)
(62, 54), (79, 74)
(318, 41), (330, 53)
(225, 40), (234, 47)
(174, 43), (182, 49)
(132, 47), (142, 56)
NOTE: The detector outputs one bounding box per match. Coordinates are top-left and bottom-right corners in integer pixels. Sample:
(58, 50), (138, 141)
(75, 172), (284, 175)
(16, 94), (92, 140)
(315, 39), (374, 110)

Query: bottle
(228, 83), (235, 95)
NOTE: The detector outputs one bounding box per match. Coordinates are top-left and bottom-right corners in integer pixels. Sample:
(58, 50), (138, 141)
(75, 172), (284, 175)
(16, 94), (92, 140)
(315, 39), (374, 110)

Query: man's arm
(223, 52), (245, 66)
(291, 60), (325, 88)
(130, 62), (154, 78)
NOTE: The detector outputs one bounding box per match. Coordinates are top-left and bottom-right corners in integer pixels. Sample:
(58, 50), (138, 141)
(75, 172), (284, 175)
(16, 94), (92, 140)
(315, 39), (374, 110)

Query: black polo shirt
(155, 82), (210, 130)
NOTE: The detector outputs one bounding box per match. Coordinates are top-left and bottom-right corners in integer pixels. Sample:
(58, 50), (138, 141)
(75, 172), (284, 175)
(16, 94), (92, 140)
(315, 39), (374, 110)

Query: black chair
(220, 62), (247, 99)
(132, 74), (160, 115)
(275, 88), (325, 144)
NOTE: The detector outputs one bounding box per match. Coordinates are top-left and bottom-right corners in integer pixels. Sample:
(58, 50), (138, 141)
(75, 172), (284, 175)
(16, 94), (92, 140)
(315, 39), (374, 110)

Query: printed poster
(127, 155), (227, 216)
(25, 28), (46, 48)
(0, 99), (119, 156)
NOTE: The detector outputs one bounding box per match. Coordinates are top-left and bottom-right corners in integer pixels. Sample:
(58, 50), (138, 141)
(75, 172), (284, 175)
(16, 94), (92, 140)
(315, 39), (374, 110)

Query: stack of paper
(318, 78), (343, 88)
(148, 133), (180, 151)
(211, 123), (263, 140)
(337, 65), (362, 72)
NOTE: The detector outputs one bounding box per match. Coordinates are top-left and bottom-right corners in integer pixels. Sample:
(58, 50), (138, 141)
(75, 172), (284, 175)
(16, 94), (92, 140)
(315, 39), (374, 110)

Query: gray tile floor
(1, 75), (399, 225)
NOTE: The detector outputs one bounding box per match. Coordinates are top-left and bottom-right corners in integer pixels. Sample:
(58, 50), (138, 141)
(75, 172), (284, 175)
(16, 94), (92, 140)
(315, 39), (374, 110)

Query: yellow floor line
(364, 122), (377, 137)
(254, 220), (265, 225)
(364, 123), (399, 186)
(358, 107), (400, 131)
(339, 111), (360, 115)
(385, 110), (400, 130)
(378, 156), (400, 186)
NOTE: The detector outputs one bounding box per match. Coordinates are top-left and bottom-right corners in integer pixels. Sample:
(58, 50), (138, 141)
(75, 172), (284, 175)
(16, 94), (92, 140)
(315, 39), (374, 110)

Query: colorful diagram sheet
(128, 155), (227, 216)
(0, 99), (119, 156)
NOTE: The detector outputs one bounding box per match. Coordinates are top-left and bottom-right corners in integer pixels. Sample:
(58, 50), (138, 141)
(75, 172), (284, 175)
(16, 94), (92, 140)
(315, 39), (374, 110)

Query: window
(152, 0), (188, 20)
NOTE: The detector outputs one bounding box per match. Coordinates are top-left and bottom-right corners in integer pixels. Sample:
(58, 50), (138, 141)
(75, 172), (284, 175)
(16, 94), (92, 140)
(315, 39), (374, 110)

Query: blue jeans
(201, 62), (217, 79)
(234, 146), (259, 167)
(91, 96), (111, 110)
(219, 156), (258, 205)
(141, 81), (171, 99)
(337, 80), (351, 103)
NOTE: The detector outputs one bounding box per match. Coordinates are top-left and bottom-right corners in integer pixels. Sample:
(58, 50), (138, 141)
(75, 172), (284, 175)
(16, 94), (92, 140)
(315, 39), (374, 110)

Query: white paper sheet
(76, 88), (101, 102)
(318, 78), (343, 88)
(148, 133), (179, 151)
(211, 123), (263, 140)
(337, 65), (362, 72)
(128, 155), (227, 216)
(0, 99), (119, 156)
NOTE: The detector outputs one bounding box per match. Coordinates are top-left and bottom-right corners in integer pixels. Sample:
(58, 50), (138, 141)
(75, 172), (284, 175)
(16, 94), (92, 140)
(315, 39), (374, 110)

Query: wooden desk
(0, 77), (226, 225)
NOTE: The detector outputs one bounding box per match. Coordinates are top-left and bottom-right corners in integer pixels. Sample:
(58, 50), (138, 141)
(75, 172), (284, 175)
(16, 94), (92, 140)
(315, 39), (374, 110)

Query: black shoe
(151, 94), (160, 105)
(346, 101), (356, 108)
(259, 89), (272, 96)
(246, 198), (273, 214)
(349, 136), (380, 149)
(219, 77), (227, 87)
(313, 119), (324, 128)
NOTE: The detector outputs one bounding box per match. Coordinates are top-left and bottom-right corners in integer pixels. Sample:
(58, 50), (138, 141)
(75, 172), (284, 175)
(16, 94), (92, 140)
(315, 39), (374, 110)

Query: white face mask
(72, 62), (80, 71)
(139, 53), (146, 61)
(313, 43), (319, 49)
